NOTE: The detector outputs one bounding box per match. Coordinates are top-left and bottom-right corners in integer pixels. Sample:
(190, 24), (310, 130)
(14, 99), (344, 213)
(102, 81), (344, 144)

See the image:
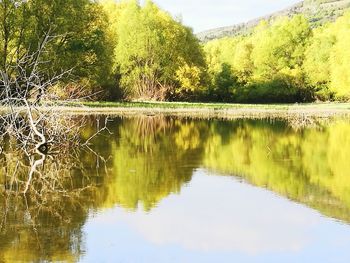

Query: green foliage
(204, 16), (312, 102)
(232, 38), (254, 84)
(1, 0), (350, 102)
(251, 16), (310, 85)
(303, 25), (335, 100)
(0, 0), (30, 69)
(0, 0), (114, 92)
(329, 12), (350, 99)
(204, 12), (350, 103)
(304, 11), (350, 100)
(175, 63), (204, 99)
(203, 38), (239, 100)
(112, 0), (206, 101)
(234, 80), (301, 103)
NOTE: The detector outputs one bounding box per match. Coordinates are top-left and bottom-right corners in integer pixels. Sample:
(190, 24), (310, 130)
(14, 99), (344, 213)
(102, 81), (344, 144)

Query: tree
(251, 15), (311, 88)
(303, 24), (336, 99)
(0, 0), (114, 92)
(114, 0), (206, 101)
(28, 0), (114, 88)
(203, 38), (239, 101)
(329, 12), (350, 98)
(175, 63), (203, 99)
(303, 11), (350, 100)
(0, 0), (31, 69)
(232, 38), (254, 85)
(204, 15), (313, 103)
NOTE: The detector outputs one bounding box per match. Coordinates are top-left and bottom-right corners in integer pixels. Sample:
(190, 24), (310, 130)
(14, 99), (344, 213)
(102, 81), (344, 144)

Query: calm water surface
(1, 116), (350, 262)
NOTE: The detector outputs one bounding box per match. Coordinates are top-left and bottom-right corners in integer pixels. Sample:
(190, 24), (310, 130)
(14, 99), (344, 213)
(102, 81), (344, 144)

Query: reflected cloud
(112, 171), (318, 254)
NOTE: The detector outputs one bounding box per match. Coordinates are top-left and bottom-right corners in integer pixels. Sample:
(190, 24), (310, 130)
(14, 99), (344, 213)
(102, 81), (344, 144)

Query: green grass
(66, 100), (350, 110)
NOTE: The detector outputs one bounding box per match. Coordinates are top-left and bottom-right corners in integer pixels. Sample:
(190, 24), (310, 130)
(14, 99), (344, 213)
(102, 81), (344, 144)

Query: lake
(1, 115), (350, 262)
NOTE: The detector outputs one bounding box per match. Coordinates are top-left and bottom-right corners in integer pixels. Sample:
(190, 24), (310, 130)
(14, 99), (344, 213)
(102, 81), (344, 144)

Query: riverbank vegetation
(1, 0), (350, 103)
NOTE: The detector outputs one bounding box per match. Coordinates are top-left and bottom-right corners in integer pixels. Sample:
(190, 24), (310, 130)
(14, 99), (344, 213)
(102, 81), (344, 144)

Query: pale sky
(149, 0), (301, 32)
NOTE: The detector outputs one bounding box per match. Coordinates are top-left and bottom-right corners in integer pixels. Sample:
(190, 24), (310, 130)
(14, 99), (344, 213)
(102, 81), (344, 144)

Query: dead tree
(0, 31), (111, 194)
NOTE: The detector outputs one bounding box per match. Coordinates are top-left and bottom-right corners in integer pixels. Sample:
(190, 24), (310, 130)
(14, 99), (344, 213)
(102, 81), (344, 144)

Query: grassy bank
(48, 101), (350, 119)
(3, 101), (350, 120)
(5, 100), (350, 114)
(76, 101), (350, 110)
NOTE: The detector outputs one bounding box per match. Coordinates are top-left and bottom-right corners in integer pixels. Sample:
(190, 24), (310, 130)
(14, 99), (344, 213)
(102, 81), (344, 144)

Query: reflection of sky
(80, 170), (350, 263)
(141, 0), (301, 32)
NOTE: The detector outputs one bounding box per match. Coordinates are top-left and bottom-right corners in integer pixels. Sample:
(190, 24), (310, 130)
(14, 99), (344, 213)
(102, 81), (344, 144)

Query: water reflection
(1, 115), (350, 262)
(108, 117), (206, 211)
(203, 119), (350, 222)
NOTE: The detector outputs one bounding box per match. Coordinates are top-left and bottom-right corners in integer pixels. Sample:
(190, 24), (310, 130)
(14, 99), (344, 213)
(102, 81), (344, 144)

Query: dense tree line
(0, 0), (349, 102)
(204, 12), (350, 102)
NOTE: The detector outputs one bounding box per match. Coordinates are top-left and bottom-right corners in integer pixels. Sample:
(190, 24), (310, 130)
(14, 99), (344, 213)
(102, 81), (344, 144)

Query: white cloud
(82, 170), (350, 262)
(91, 171), (320, 254)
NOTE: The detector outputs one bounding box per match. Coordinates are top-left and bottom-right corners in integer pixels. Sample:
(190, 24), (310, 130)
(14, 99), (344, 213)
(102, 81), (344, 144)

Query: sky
(149, 0), (301, 32)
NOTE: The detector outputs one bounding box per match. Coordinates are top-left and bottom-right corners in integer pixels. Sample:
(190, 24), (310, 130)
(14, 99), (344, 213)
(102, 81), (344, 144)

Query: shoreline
(48, 101), (350, 119)
(3, 102), (350, 119)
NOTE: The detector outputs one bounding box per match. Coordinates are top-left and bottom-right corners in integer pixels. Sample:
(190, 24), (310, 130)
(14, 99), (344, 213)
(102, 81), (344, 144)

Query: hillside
(197, 0), (350, 42)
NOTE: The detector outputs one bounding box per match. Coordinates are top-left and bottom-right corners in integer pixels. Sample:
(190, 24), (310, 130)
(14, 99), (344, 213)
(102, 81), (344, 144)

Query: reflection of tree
(0, 117), (109, 262)
(0, 151), (94, 262)
(103, 116), (207, 211)
(0, 116), (209, 261)
(203, 119), (350, 223)
(3, 115), (350, 261)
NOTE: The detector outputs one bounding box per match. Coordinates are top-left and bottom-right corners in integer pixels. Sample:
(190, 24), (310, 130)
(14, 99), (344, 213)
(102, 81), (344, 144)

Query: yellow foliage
(329, 12), (350, 98)
(175, 63), (202, 94)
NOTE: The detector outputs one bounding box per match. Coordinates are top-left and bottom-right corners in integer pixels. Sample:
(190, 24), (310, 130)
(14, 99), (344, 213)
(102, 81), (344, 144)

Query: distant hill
(197, 0), (350, 42)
